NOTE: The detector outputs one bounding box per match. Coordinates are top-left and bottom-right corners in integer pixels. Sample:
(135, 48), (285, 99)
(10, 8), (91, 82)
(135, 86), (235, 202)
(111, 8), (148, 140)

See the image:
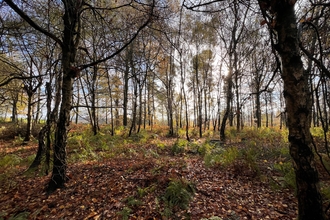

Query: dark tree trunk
(234, 71), (240, 131)
(129, 95), (137, 137)
(273, 2), (325, 219)
(167, 55), (174, 137)
(123, 46), (132, 127)
(29, 82), (53, 170)
(11, 94), (18, 123)
(265, 94), (268, 127)
(24, 94), (33, 142)
(256, 92), (261, 127)
(91, 65), (99, 135)
(75, 81), (80, 124)
(47, 73), (73, 193)
(34, 86), (41, 125)
(220, 72), (233, 141)
(110, 89), (114, 136)
(29, 125), (47, 170)
(47, 0), (81, 193)
(106, 70), (114, 135)
(137, 83), (143, 133)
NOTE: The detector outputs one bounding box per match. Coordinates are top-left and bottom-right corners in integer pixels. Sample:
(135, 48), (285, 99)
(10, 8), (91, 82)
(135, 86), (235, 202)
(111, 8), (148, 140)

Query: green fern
(162, 178), (195, 210)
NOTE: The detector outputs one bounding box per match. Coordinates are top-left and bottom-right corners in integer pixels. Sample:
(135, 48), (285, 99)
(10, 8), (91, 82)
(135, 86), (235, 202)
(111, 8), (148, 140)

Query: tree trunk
(91, 65), (99, 135)
(47, 0), (81, 193)
(255, 91), (261, 127)
(274, 3), (325, 219)
(29, 125), (47, 170)
(123, 46), (131, 127)
(129, 95), (137, 136)
(28, 82), (53, 170)
(34, 86), (41, 124)
(11, 93), (18, 123)
(24, 94), (32, 142)
(235, 71), (240, 131)
(75, 80), (80, 124)
(265, 94), (268, 127)
(48, 73), (72, 192)
(137, 83), (143, 133)
(220, 72), (233, 141)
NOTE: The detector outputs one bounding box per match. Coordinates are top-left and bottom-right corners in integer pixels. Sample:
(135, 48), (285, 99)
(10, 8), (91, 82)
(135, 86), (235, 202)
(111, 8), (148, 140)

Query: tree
(0, 55), (23, 122)
(184, 0), (326, 218)
(259, 0), (325, 218)
(211, 0), (248, 140)
(156, 53), (176, 136)
(3, 0), (155, 193)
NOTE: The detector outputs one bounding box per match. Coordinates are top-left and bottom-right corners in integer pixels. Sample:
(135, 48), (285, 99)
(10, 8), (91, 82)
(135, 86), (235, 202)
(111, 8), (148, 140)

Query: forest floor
(0, 126), (329, 220)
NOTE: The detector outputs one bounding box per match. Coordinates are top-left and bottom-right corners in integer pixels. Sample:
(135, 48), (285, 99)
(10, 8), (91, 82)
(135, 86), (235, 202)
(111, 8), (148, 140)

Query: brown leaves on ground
(0, 142), (298, 220)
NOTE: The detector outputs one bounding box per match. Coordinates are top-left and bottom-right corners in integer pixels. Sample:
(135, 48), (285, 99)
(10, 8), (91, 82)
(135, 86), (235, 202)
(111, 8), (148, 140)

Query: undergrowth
(162, 178), (195, 218)
(203, 127), (296, 191)
(2, 124), (329, 219)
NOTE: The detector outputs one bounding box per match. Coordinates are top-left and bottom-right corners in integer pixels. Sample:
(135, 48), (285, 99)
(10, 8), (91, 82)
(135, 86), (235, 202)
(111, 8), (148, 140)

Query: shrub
(117, 207), (131, 220)
(203, 129), (214, 138)
(225, 127), (238, 141)
(240, 146), (260, 175)
(162, 178), (195, 217)
(320, 183), (330, 205)
(197, 141), (214, 156)
(0, 154), (22, 169)
(124, 196), (142, 207)
(130, 130), (149, 144)
(177, 128), (187, 138)
(221, 147), (240, 166)
(0, 122), (42, 140)
(137, 184), (156, 198)
(114, 126), (128, 136)
(171, 139), (188, 155)
(273, 161), (296, 190)
(0, 154), (23, 188)
(204, 146), (239, 167)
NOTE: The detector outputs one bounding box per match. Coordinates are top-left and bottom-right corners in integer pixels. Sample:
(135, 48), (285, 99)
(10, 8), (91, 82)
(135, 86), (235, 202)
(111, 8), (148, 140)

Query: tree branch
(0, 74), (45, 87)
(183, 0), (223, 10)
(298, 21), (330, 78)
(300, 43), (330, 78)
(3, 0), (63, 47)
(78, 0), (155, 70)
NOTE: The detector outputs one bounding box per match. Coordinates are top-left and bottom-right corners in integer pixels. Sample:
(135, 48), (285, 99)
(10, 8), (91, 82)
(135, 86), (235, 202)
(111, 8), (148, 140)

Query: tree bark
(220, 72), (233, 141)
(11, 93), (18, 123)
(123, 46), (132, 127)
(24, 93), (33, 142)
(47, 0), (81, 193)
(273, 2), (325, 219)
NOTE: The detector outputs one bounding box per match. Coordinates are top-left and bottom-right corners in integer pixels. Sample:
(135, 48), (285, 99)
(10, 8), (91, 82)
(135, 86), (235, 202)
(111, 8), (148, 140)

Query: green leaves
(163, 178), (195, 210)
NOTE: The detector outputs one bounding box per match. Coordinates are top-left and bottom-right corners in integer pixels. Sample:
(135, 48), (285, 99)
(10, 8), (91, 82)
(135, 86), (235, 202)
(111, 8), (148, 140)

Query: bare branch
(78, 0), (155, 70)
(300, 43), (330, 78)
(299, 21), (330, 78)
(183, 0), (224, 10)
(3, 0), (63, 47)
(0, 74), (45, 87)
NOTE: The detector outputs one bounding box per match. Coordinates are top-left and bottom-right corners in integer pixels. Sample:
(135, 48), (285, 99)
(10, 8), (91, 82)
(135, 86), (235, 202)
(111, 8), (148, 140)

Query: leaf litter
(0, 142), (298, 220)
